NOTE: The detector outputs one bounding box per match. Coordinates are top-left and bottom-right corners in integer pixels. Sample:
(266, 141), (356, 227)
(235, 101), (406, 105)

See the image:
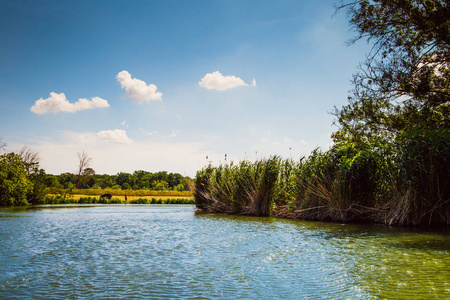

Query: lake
(0, 205), (449, 299)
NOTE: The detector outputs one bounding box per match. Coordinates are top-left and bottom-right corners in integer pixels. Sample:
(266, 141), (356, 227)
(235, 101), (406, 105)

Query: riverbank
(38, 195), (194, 205)
(70, 188), (193, 197)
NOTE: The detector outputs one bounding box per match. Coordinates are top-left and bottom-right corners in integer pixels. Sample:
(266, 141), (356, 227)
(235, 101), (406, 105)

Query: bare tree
(76, 150), (92, 188)
(18, 146), (40, 174)
(0, 137), (6, 152)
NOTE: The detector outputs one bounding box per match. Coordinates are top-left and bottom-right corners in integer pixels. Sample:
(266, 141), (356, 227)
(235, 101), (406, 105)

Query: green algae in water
(352, 232), (450, 298)
(0, 206), (449, 299)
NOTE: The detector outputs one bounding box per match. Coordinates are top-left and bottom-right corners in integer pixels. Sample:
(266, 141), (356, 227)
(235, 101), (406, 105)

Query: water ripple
(0, 205), (448, 299)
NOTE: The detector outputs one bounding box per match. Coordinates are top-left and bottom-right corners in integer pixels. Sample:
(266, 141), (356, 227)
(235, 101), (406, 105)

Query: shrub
(0, 153), (33, 206)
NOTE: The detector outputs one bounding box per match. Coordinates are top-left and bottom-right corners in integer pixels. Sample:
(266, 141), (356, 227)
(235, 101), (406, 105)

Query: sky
(0, 0), (369, 178)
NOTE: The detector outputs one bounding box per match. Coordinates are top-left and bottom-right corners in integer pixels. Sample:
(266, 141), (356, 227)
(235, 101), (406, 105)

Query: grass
(71, 189), (193, 197)
(58, 194), (194, 202)
(37, 195), (194, 205)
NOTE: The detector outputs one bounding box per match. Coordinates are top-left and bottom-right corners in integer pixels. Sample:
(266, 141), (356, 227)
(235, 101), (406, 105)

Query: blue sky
(0, 0), (369, 177)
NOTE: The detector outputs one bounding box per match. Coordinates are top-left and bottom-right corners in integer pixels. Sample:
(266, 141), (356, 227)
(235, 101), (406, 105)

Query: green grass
(35, 196), (194, 205)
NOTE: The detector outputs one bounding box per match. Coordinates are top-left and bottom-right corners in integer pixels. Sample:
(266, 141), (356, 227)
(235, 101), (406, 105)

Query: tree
(76, 150), (93, 188)
(16, 146), (47, 204)
(152, 180), (169, 191)
(0, 152), (33, 206)
(0, 137), (6, 152)
(333, 0), (450, 142)
(18, 146), (40, 175)
(116, 172), (136, 189)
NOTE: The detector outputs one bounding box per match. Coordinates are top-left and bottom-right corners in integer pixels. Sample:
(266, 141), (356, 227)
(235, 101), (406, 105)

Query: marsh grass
(195, 157), (281, 216)
(194, 130), (449, 227)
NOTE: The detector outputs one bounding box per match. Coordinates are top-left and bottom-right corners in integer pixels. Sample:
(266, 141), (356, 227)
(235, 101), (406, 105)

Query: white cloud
(30, 92), (109, 114)
(59, 129), (132, 145)
(96, 129), (133, 144)
(116, 70), (162, 103)
(199, 71), (256, 91)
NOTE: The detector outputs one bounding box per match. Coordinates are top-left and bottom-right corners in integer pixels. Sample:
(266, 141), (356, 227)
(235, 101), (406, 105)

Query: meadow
(41, 189), (194, 205)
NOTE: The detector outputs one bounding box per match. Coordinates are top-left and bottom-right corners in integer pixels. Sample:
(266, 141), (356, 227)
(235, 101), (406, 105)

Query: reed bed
(194, 130), (449, 227)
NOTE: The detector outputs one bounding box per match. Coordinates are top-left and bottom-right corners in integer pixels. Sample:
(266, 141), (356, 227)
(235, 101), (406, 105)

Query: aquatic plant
(194, 134), (449, 227)
(194, 157), (281, 216)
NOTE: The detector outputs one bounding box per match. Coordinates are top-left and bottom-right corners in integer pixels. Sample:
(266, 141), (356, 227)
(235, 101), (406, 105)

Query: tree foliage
(333, 0), (450, 142)
(0, 153), (33, 206)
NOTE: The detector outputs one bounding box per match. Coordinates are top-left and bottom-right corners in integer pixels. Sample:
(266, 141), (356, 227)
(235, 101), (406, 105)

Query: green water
(0, 205), (448, 299)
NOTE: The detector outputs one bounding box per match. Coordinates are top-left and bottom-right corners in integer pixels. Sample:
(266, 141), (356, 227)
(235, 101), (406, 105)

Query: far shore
(47, 194), (194, 202)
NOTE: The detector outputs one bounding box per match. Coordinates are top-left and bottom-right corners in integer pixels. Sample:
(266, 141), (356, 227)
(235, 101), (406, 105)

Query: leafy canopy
(0, 153), (33, 206)
(333, 0), (450, 142)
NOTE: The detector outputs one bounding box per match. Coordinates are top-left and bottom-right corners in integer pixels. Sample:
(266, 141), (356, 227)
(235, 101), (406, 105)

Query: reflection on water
(0, 205), (448, 299)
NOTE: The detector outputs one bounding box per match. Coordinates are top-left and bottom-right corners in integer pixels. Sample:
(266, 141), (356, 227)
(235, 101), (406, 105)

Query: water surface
(0, 205), (448, 299)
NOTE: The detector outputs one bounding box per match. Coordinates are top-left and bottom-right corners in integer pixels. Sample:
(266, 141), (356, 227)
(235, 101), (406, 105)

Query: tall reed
(194, 157), (280, 216)
(194, 130), (449, 227)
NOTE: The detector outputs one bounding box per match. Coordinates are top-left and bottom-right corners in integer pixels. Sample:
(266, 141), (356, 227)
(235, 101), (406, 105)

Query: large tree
(18, 146), (47, 203)
(333, 0), (450, 142)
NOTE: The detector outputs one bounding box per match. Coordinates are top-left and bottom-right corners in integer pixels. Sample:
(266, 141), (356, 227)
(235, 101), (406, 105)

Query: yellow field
(71, 189), (193, 197)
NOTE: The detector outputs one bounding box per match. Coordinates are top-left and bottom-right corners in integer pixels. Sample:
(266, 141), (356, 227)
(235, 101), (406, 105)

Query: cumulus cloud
(30, 92), (109, 114)
(199, 71), (256, 91)
(96, 129), (133, 144)
(60, 129), (133, 145)
(116, 70), (162, 103)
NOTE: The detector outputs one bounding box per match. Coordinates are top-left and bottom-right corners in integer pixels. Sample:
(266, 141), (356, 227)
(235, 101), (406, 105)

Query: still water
(0, 205), (448, 299)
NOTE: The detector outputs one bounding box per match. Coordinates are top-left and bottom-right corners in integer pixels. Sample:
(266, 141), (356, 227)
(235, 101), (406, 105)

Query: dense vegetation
(0, 143), (193, 206)
(47, 170), (191, 192)
(36, 196), (193, 205)
(194, 0), (450, 227)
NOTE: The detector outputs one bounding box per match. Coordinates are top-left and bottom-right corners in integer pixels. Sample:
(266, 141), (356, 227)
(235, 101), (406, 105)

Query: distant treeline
(46, 171), (192, 192)
(0, 151), (193, 206)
